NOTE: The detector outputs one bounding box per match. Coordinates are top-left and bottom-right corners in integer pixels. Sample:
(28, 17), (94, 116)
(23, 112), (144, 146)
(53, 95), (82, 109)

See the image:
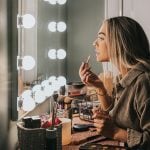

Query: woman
(79, 16), (150, 149)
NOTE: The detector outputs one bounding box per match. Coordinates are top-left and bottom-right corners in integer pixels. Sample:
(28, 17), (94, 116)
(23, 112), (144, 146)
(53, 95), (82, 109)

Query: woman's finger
(79, 62), (84, 72)
(93, 119), (105, 130)
(96, 113), (110, 119)
(94, 118), (105, 124)
(93, 111), (110, 120)
(80, 67), (91, 79)
(79, 62), (86, 77)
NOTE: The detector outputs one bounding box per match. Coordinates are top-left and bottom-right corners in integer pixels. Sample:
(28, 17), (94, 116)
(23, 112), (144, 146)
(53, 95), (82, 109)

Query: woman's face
(93, 22), (109, 62)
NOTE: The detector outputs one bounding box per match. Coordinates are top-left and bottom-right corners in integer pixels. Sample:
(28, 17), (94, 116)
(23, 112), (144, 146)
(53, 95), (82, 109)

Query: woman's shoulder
(134, 71), (150, 88)
(133, 61), (150, 84)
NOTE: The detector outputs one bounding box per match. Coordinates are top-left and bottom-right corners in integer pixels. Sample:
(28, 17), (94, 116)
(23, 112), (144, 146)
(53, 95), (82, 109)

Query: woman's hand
(79, 62), (103, 88)
(92, 104), (127, 142)
(93, 110), (117, 139)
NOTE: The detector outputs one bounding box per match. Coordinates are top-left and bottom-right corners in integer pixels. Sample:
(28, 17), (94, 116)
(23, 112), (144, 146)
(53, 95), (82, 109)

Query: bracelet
(102, 101), (114, 112)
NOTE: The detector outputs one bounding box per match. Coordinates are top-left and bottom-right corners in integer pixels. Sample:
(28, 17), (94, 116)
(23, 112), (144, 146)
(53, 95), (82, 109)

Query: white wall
(106, 0), (150, 41)
(105, 0), (122, 18)
(123, 0), (150, 42)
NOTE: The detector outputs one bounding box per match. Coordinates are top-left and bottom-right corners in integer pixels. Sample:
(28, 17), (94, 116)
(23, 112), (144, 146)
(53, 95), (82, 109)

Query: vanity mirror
(17, 0), (105, 118)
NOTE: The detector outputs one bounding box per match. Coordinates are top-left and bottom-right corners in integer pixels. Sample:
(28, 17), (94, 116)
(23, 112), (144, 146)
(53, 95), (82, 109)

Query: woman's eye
(98, 37), (104, 40)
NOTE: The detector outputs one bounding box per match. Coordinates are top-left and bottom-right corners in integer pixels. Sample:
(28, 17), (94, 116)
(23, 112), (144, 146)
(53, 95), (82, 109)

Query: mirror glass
(17, 0), (105, 118)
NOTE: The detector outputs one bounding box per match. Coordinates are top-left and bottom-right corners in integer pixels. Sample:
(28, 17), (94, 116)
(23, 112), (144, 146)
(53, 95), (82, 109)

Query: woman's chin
(96, 56), (104, 62)
(96, 55), (101, 61)
(97, 57), (109, 62)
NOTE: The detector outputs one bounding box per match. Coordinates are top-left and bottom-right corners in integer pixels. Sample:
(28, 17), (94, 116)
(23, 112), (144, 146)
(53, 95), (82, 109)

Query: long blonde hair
(105, 16), (150, 71)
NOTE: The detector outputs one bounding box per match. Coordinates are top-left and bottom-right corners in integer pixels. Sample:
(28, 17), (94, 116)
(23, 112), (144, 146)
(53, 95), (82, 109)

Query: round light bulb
(57, 0), (67, 5)
(34, 90), (46, 103)
(41, 80), (49, 87)
(22, 14), (35, 29)
(57, 76), (66, 86)
(48, 49), (57, 59)
(22, 56), (35, 70)
(48, 76), (57, 83)
(51, 80), (61, 91)
(43, 85), (54, 97)
(57, 49), (66, 59)
(48, 0), (57, 5)
(32, 84), (41, 93)
(21, 90), (32, 99)
(22, 96), (36, 111)
(57, 21), (66, 32)
(48, 21), (57, 32)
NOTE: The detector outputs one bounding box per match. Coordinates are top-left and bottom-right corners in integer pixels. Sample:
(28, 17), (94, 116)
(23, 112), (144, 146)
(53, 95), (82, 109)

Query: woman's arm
(96, 87), (113, 111)
(79, 62), (114, 111)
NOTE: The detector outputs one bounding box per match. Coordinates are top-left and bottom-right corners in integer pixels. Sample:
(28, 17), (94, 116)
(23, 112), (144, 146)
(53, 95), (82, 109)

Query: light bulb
(34, 90), (46, 103)
(48, 0), (57, 5)
(43, 85), (54, 97)
(22, 96), (36, 111)
(51, 80), (61, 91)
(48, 49), (57, 59)
(21, 90), (32, 99)
(57, 22), (66, 32)
(32, 84), (41, 93)
(22, 56), (35, 70)
(48, 76), (57, 82)
(57, 76), (66, 86)
(57, 0), (67, 5)
(57, 49), (66, 59)
(48, 21), (57, 32)
(41, 80), (49, 87)
(22, 14), (35, 29)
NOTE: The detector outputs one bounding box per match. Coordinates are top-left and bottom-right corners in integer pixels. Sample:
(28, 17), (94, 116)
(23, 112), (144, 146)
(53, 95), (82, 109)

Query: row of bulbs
(19, 76), (67, 111)
(18, 0), (67, 29)
(44, 0), (67, 5)
(48, 49), (66, 59)
(48, 21), (66, 32)
(17, 48), (67, 71)
(18, 14), (67, 33)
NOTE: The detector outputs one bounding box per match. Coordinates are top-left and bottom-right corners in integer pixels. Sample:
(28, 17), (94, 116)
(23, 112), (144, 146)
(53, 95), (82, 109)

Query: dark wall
(37, 0), (105, 82)
(37, 1), (67, 79)
(66, 0), (105, 82)
(7, 0), (18, 121)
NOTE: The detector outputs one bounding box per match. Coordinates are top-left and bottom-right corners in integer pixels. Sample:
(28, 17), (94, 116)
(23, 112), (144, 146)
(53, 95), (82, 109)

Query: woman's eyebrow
(98, 32), (105, 36)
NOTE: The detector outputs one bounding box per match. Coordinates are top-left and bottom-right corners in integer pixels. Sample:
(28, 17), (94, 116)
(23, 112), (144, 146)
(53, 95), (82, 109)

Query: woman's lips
(95, 49), (100, 53)
(95, 51), (100, 55)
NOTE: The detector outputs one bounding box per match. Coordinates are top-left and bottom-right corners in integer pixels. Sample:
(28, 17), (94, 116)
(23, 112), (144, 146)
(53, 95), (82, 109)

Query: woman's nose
(93, 40), (97, 46)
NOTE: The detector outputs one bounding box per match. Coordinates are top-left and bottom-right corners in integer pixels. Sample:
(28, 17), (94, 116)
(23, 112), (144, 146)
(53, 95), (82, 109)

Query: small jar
(31, 116), (41, 128)
(22, 116), (32, 128)
(46, 128), (57, 150)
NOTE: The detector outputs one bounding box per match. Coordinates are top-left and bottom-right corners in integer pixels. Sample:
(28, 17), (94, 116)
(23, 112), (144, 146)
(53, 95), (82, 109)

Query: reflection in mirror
(17, 0), (105, 118)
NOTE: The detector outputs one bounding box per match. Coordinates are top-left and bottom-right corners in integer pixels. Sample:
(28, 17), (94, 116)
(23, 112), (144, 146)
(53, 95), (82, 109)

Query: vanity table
(16, 114), (126, 150)
(63, 116), (126, 150)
